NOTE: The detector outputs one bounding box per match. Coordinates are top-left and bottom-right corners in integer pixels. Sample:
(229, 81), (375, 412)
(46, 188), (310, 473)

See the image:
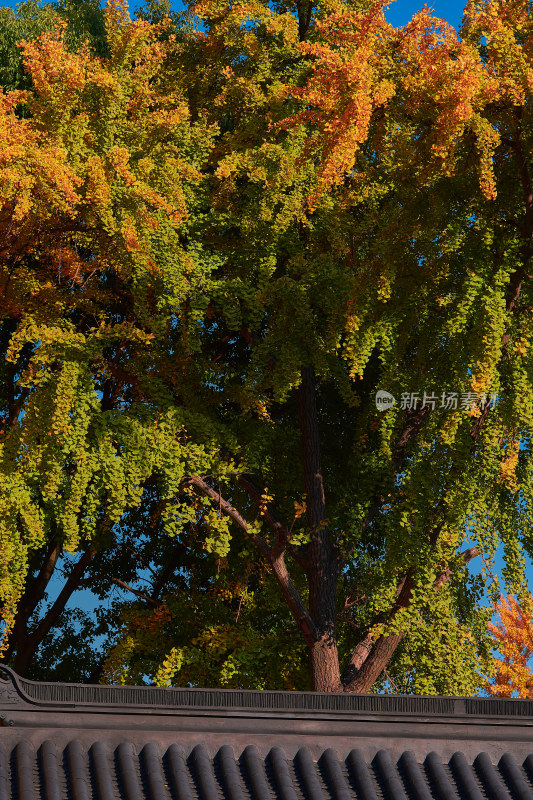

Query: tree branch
(4, 535), (62, 660)
(183, 474), (318, 643)
(19, 537), (61, 622)
(151, 540), (189, 600)
(237, 474), (305, 564)
(111, 578), (160, 607)
(433, 546), (481, 590)
(295, 365), (341, 687)
(14, 544), (97, 675)
(342, 547), (482, 692)
(183, 474), (271, 559)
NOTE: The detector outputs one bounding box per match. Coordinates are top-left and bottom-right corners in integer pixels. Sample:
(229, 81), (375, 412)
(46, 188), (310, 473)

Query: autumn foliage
(2, 0), (533, 693)
(487, 595), (533, 698)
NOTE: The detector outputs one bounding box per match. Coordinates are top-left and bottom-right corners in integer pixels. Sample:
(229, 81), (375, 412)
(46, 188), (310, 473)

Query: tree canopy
(1, 0), (533, 694)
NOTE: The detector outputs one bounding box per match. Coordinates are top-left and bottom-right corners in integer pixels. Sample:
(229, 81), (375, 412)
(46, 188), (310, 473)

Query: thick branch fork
(184, 469), (483, 692)
(182, 474), (318, 643)
(342, 545), (482, 693)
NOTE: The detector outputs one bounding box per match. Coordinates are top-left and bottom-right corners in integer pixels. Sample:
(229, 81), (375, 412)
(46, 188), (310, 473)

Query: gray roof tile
(3, 667), (533, 800)
(2, 739), (533, 800)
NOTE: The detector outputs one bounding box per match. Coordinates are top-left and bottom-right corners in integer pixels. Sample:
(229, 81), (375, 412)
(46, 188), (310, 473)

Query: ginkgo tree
(0, 0), (236, 675)
(3, 0), (533, 694)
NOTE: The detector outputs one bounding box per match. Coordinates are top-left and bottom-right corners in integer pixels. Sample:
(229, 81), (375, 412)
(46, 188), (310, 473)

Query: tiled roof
(5, 737), (533, 800)
(2, 666), (533, 800)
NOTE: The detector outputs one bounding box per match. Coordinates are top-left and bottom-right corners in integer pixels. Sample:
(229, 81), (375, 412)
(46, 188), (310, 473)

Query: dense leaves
(2, 0), (533, 693)
(487, 594), (533, 698)
(0, 0), (234, 672)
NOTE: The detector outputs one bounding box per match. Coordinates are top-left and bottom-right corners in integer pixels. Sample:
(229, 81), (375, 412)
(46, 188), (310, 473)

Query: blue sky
(0, 0), (467, 29)
(385, 0), (465, 30)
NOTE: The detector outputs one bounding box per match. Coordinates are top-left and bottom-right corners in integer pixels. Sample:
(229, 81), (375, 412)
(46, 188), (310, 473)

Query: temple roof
(1, 666), (533, 800)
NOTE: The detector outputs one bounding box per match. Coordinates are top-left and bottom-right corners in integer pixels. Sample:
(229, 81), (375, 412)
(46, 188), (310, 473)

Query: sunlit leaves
(487, 593), (533, 698)
(4, 0), (533, 694)
(0, 0), (219, 653)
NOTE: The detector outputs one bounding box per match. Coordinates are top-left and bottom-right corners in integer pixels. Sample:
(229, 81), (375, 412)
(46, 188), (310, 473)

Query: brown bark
(296, 0), (313, 41)
(184, 474), (271, 559)
(237, 474), (310, 575)
(296, 366), (342, 692)
(186, 365), (343, 691)
(237, 475), (290, 556)
(19, 538), (61, 622)
(13, 545), (96, 676)
(309, 638), (342, 692)
(4, 537), (61, 661)
(111, 578), (160, 607)
(184, 474), (318, 645)
(342, 567), (415, 692)
(342, 547), (481, 693)
(345, 633), (404, 693)
(271, 551), (318, 644)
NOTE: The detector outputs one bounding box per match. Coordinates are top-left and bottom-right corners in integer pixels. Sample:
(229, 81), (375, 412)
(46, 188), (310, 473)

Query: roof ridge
(2, 666), (533, 717)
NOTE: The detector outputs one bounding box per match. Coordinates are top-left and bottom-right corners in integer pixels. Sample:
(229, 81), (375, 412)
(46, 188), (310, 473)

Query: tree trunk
(4, 536), (61, 663)
(296, 365), (342, 692)
(307, 547), (341, 692)
(340, 634), (373, 688)
(309, 636), (342, 692)
(13, 545), (96, 676)
(344, 633), (404, 693)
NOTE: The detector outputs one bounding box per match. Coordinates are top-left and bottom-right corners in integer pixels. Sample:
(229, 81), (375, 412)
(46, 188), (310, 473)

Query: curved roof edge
(0, 665), (529, 719)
